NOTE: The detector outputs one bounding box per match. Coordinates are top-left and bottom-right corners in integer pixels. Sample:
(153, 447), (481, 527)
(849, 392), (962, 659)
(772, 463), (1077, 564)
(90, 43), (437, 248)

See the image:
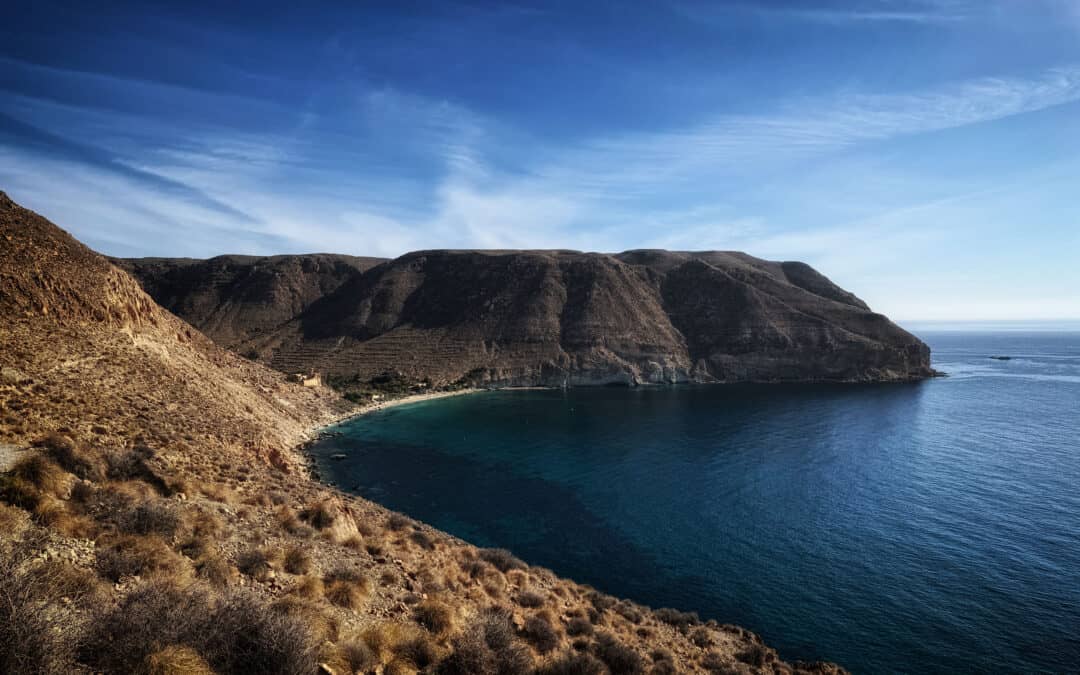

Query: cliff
(122, 249), (932, 386)
(0, 192), (844, 673)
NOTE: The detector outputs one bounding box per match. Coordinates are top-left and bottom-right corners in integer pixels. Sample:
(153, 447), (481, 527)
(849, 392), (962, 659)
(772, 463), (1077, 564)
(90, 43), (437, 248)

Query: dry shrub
(394, 632), (441, 670)
(521, 613), (561, 654)
(341, 534), (364, 550)
(0, 534), (79, 674)
(415, 599), (456, 636)
(566, 617), (593, 637)
(185, 509), (224, 539)
(32, 494), (96, 537)
(593, 632), (645, 675)
(283, 545), (313, 575)
(735, 643), (771, 666)
(436, 606), (534, 675)
(614, 602), (644, 625)
(26, 559), (105, 605)
(117, 500), (181, 538)
(96, 534), (188, 582)
(0, 502), (28, 533)
(479, 548), (526, 573)
(701, 650), (734, 672)
(199, 483), (237, 505)
(300, 500), (337, 529)
(326, 580), (365, 609)
(690, 626), (714, 648)
(79, 580), (322, 675)
(237, 547), (278, 581)
(334, 638), (378, 673)
(587, 591), (616, 612)
(536, 651), (606, 675)
(291, 575), (324, 600)
(195, 554), (234, 587)
(271, 596), (339, 643)
(11, 453), (69, 495)
(654, 607), (699, 631)
(37, 433), (106, 481)
(410, 530), (436, 550)
(516, 589), (547, 608)
(324, 568), (370, 609)
(145, 645), (215, 675)
(387, 512), (411, 531)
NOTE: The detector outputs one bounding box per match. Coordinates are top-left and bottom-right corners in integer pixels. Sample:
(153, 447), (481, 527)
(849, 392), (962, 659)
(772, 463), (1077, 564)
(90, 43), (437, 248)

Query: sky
(1, 0), (1078, 321)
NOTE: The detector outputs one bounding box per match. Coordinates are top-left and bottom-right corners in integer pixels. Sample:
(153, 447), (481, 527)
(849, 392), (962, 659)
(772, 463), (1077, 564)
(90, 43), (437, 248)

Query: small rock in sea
(330, 453), (347, 460)
(989, 355), (1012, 361)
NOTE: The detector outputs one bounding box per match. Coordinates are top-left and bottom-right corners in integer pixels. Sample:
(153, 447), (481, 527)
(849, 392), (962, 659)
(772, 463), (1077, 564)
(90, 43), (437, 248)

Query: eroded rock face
(122, 247), (933, 386)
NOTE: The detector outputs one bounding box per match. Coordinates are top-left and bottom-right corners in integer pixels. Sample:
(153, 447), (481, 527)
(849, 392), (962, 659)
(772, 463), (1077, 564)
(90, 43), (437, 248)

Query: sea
(308, 323), (1080, 673)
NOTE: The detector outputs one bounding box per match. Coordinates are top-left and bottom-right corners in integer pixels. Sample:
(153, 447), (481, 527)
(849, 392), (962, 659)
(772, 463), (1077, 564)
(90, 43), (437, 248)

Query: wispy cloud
(677, 1), (976, 25)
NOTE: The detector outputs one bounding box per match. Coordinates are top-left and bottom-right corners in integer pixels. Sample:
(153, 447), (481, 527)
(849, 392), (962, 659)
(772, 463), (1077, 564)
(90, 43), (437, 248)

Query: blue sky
(1, 0), (1078, 320)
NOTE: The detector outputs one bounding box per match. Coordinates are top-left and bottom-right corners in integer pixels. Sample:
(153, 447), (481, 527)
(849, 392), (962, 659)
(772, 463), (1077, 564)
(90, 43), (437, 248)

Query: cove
(308, 331), (1080, 673)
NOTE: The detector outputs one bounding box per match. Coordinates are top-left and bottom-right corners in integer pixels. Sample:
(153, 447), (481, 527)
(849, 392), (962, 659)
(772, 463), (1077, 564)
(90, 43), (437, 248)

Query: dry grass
(237, 547), (279, 581)
(521, 613), (561, 654)
(145, 645), (215, 675)
(324, 568), (370, 609)
(479, 547), (526, 572)
(299, 499), (337, 529)
(96, 534), (188, 582)
(414, 598), (456, 637)
(283, 545), (314, 575)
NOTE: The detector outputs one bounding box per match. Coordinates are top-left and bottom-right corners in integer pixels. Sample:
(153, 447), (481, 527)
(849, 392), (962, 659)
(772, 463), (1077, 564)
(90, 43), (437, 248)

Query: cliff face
(112, 253), (385, 349)
(123, 248), (933, 386)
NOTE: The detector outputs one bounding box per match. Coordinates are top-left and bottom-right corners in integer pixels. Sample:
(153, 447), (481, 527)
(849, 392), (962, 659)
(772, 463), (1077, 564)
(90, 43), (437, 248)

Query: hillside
(0, 191), (843, 674)
(122, 249), (933, 387)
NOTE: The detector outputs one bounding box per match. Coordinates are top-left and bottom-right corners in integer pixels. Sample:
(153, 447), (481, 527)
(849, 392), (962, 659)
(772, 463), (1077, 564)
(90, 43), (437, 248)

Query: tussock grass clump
(11, 453), (69, 495)
(437, 607), (534, 675)
(341, 534), (364, 550)
(337, 639), (378, 672)
(410, 529), (436, 550)
(291, 575), (324, 600)
(614, 602), (644, 625)
(690, 626), (714, 648)
(735, 643), (771, 666)
(654, 607), (700, 631)
(520, 613), (560, 654)
(1, 536), (79, 674)
(96, 534), (187, 582)
(394, 633), (441, 670)
(80, 580), (322, 675)
(300, 500), (337, 529)
(36, 433), (106, 481)
(237, 547), (278, 581)
(479, 547), (526, 573)
(283, 545), (313, 575)
(515, 589), (547, 608)
(324, 568), (370, 609)
(414, 598), (456, 636)
(145, 645), (215, 675)
(195, 554), (233, 587)
(593, 633), (645, 675)
(536, 651), (606, 675)
(566, 617), (594, 637)
(386, 512), (411, 531)
(117, 500), (180, 538)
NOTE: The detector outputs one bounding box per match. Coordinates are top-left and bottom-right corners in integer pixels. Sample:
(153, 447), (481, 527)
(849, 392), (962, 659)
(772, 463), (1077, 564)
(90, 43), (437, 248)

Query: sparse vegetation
(480, 547), (527, 572)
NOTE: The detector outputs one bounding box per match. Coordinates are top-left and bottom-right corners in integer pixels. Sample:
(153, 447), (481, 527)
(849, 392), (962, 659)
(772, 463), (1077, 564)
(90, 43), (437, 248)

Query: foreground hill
(122, 249), (932, 387)
(1, 191), (842, 674)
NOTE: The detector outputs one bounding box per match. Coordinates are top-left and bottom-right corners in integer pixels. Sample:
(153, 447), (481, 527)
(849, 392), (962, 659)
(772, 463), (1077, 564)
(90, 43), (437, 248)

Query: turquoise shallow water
(309, 330), (1080, 673)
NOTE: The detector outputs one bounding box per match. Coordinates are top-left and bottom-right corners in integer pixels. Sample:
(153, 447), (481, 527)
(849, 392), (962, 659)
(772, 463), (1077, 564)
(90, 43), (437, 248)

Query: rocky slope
(123, 249), (932, 386)
(1, 191), (844, 674)
(113, 254), (385, 350)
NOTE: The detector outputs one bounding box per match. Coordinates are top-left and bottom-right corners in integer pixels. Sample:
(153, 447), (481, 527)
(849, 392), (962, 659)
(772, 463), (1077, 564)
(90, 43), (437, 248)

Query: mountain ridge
(119, 247), (933, 387)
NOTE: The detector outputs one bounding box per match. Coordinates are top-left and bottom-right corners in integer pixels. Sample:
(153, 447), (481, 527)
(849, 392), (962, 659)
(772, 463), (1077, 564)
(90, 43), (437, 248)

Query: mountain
(122, 249), (933, 386)
(112, 253), (385, 350)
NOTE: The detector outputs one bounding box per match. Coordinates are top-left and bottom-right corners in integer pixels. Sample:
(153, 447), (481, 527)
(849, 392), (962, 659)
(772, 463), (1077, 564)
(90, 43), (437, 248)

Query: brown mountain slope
(1, 193), (845, 673)
(124, 248), (931, 386)
(113, 253), (385, 349)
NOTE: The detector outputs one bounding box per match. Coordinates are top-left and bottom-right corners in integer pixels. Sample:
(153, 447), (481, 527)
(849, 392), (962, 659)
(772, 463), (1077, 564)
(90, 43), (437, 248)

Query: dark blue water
(309, 330), (1080, 673)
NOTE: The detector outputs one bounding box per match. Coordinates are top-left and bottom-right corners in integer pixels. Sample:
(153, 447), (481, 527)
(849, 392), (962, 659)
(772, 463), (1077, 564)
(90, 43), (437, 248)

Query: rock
(330, 453), (347, 460)
(989, 355), (1012, 361)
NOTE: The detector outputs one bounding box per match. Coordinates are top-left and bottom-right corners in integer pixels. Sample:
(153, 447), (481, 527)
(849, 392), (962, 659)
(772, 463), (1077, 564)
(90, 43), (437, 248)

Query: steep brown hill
(123, 248), (931, 386)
